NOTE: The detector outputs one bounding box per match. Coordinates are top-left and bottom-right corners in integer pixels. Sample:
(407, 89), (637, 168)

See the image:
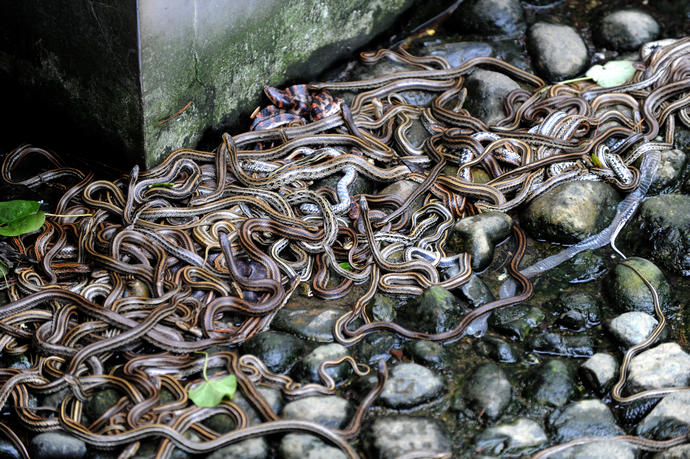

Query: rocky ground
(3, 0), (690, 458)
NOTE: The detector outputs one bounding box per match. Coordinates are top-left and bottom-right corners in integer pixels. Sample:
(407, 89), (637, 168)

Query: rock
(580, 353), (618, 394)
(474, 418), (548, 456)
(490, 304), (545, 340)
(606, 312), (661, 347)
(553, 292), (602, 331)
(529, 332), (594, 358)
(314, 170), (373, 197)
(279, 434), (346, 459)
(548, 399), (624, 443)
(282, 395), (352, 429)
(0, 439), (21, 459)
(654, 444), (690, 458)
(531, 360), (576, 407)
(241, 330), (304, 374)
(83, 388), (122, 424)
(423, 41), (494, 67)
(377, 180), (426, 216)
(230, 387), (283, 425)
(637, 391), (690, 439)
(363, 416), (451, 459)
(549, 439), (638, 459)
(452, 0), (525, 37)
(458, 274), (495, 308)
(464, 363), (512, 420)
(623, 194), (690, 276)
(607, 258), (673, 315)
(379, 363), (444, 409)
(628, 343), (690, 392)
(30, 432), (87, 459)
(293, 344), (351, 384)
(596, 10), (660, 51)
(527, 23), (589, 82)
(399, 286), (466, 334)
(355, 331), (401, 365)
(561, 250), (607, 284)
(474, 334), (520, 363)
(521, 181), (620, 244)
(648, 149), (687, 195)
(207, 438), (268, 459)
(405, 340), (447, 367)
(464, 69), (521, 125)
(449, 211), (512, 271)
(367, 294), (396, 322)
(272, 305), (342, 342)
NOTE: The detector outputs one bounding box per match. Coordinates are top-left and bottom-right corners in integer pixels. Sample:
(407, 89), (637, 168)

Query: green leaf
(585, 60), (636, 88)
(0, 261), (7, 290)
(0, 201), (40, 225)
(0, 211), (45, 237)
(188, 374), (237, 407)
(339, 262), (353, 271)
(147, 182), (175, 189)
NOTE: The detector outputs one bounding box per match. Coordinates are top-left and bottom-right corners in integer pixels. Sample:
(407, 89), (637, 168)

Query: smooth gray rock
(521, 181), (620, 244)
(550, 439), (638, 459)
(406, 340), (447, 367)
(559, 250), (608, 284)
(424, 41), (494, 67)
(649, 148), (687, 195)
(242, 330), (305, 373)
(475, 334), (520, 363)
(363, 416), (451, 459)
(490, 304), (545, 340)
(580, 353), (618, 394)
(628, 343), (690, 392)
(607, 312), (660, 347)
(527, 22), (589, 82)
(399, 286), (466, 334)
(273, 305), (342, 343)
(654, 444), (690, 458)
(355, 331), (401, 366)
(231, 387), (283, 425)
(597, 10), (660, 51)
(30, 432), (87, 459)
(207, 438), (268, 459)
(607, 258), (673, 315)
(282, 395), (352, 429)
(553, 292), (602, 330)
(380, 363), (444, 408)
(453, 0), (525, 37)
(529, 332), (594, 358)
(0, 439), (21, 459)
(637, 391), (690, 439)
(458, 274), (495, 308)
(368, 294), (396, 322)
(464, 363), (512, 420)
(464, 69), (521, 125)
(531, 360), (576, 407)
(474, 418), (548, 456)
(377, 180), (426, 216)
(293, 343), (351, 384)
(548, 399), (624, 443)
(279, 434), (346, 459)
(449, 211), (512, 271)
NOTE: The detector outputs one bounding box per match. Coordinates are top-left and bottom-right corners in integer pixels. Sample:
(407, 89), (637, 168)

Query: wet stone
(606, 312), (661, 347)
(449, 211), (512, 271)
(648, 149), (687, 195)
(458, 274), (495, 309)
(490, 304), (545, 340)
(463, 69), (521, 125)
(550, 439), (638, 459)
(527, 22), (589, 82)
(530, 360), (576, 407)
(637, 391), (690, 440)
(553, 292), (602, 331)
(279, 434), (346, 459)
(548, 399), (624, 443)
(83, 388), (121, 424)
(355, 331), (401, 366)
(474, 418), (547, 456)
(282, 395), (352, 429)
(363, 416), (451, 459)
(580, 353), (618, 394)
(272, 305), (342, 343)
(596, 10), (660, 52)
(206, 438), (268, 459)
(231, 387), (283, 426)
(31, 432), (87, 459)
(451, 0), (525, 37)
(607, 258), (673, 315)
(529, 332), (594, 358)
(0, 439), (21, 459)
(293, 343), (351, 384)
(464, 363), (512, 420)
(423, 41), (494, 67)
(379, 363), (444, 409)
(241, 330), (304, 374)
(475, 334), (520, 363)
(405, 340), (447, 367)
(399, 286), (467, 334)
(368, 293), (396, 322)
(521, 181), (620, 244)
(377, 180), (425, 216)
(654, 444), (690, 458)
(561, 250), (607, 284)
(628, 343), (690, 392)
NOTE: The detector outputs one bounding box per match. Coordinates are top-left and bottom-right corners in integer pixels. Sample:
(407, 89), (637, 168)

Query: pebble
(553, 292), (602, 331)
(279, 434), (346, 459)
(648, 148), (687, 195)
(452, 0), (525, 37)
(355, 331), (401, 365)
(0, 439), (21, 459)
(607, 257), (673, 315)
(377, 180), (425, 216)
(293, 343), (351, 384)
(637, 391), (690, 439)
(405, 340), (447, 367)
(628, 342), (690, 392)
(474, 334), (520, 363)
(530, 360), (576, 407)
(449, 211), (512, 271)
(529, 332), (594, 358)
(549, 439), (638, 459)
(606, 311), (660, 347)
(463, 69), (521, 125)
(580, 353), (618, 394)
(379, 363), (444, 408)
(363, 416), (451, 459)
(83, 388), (121, 424)
(272, 305), (342, 342)
(559, 250), (607, 284)
(282, 395), (352, 429)
(207, 438), (268, 459)
(424, 41), (494, 67)
(367, 294), (396, 322)
(241, 330), (305, 373)
(229, 387), (283, 426)
(474, 418), (547, 456)
(463, 363), (512, 420)
(398, 286), (466, 334)
(527, 22), (589, 82)
(30, 432), (87, 459)
(458, 274), (495, 309)
(548, 399), (624, 443)
(521, 181), (620, 244)
(490, 304), (545, 340)
(596, 10), (660, 51)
